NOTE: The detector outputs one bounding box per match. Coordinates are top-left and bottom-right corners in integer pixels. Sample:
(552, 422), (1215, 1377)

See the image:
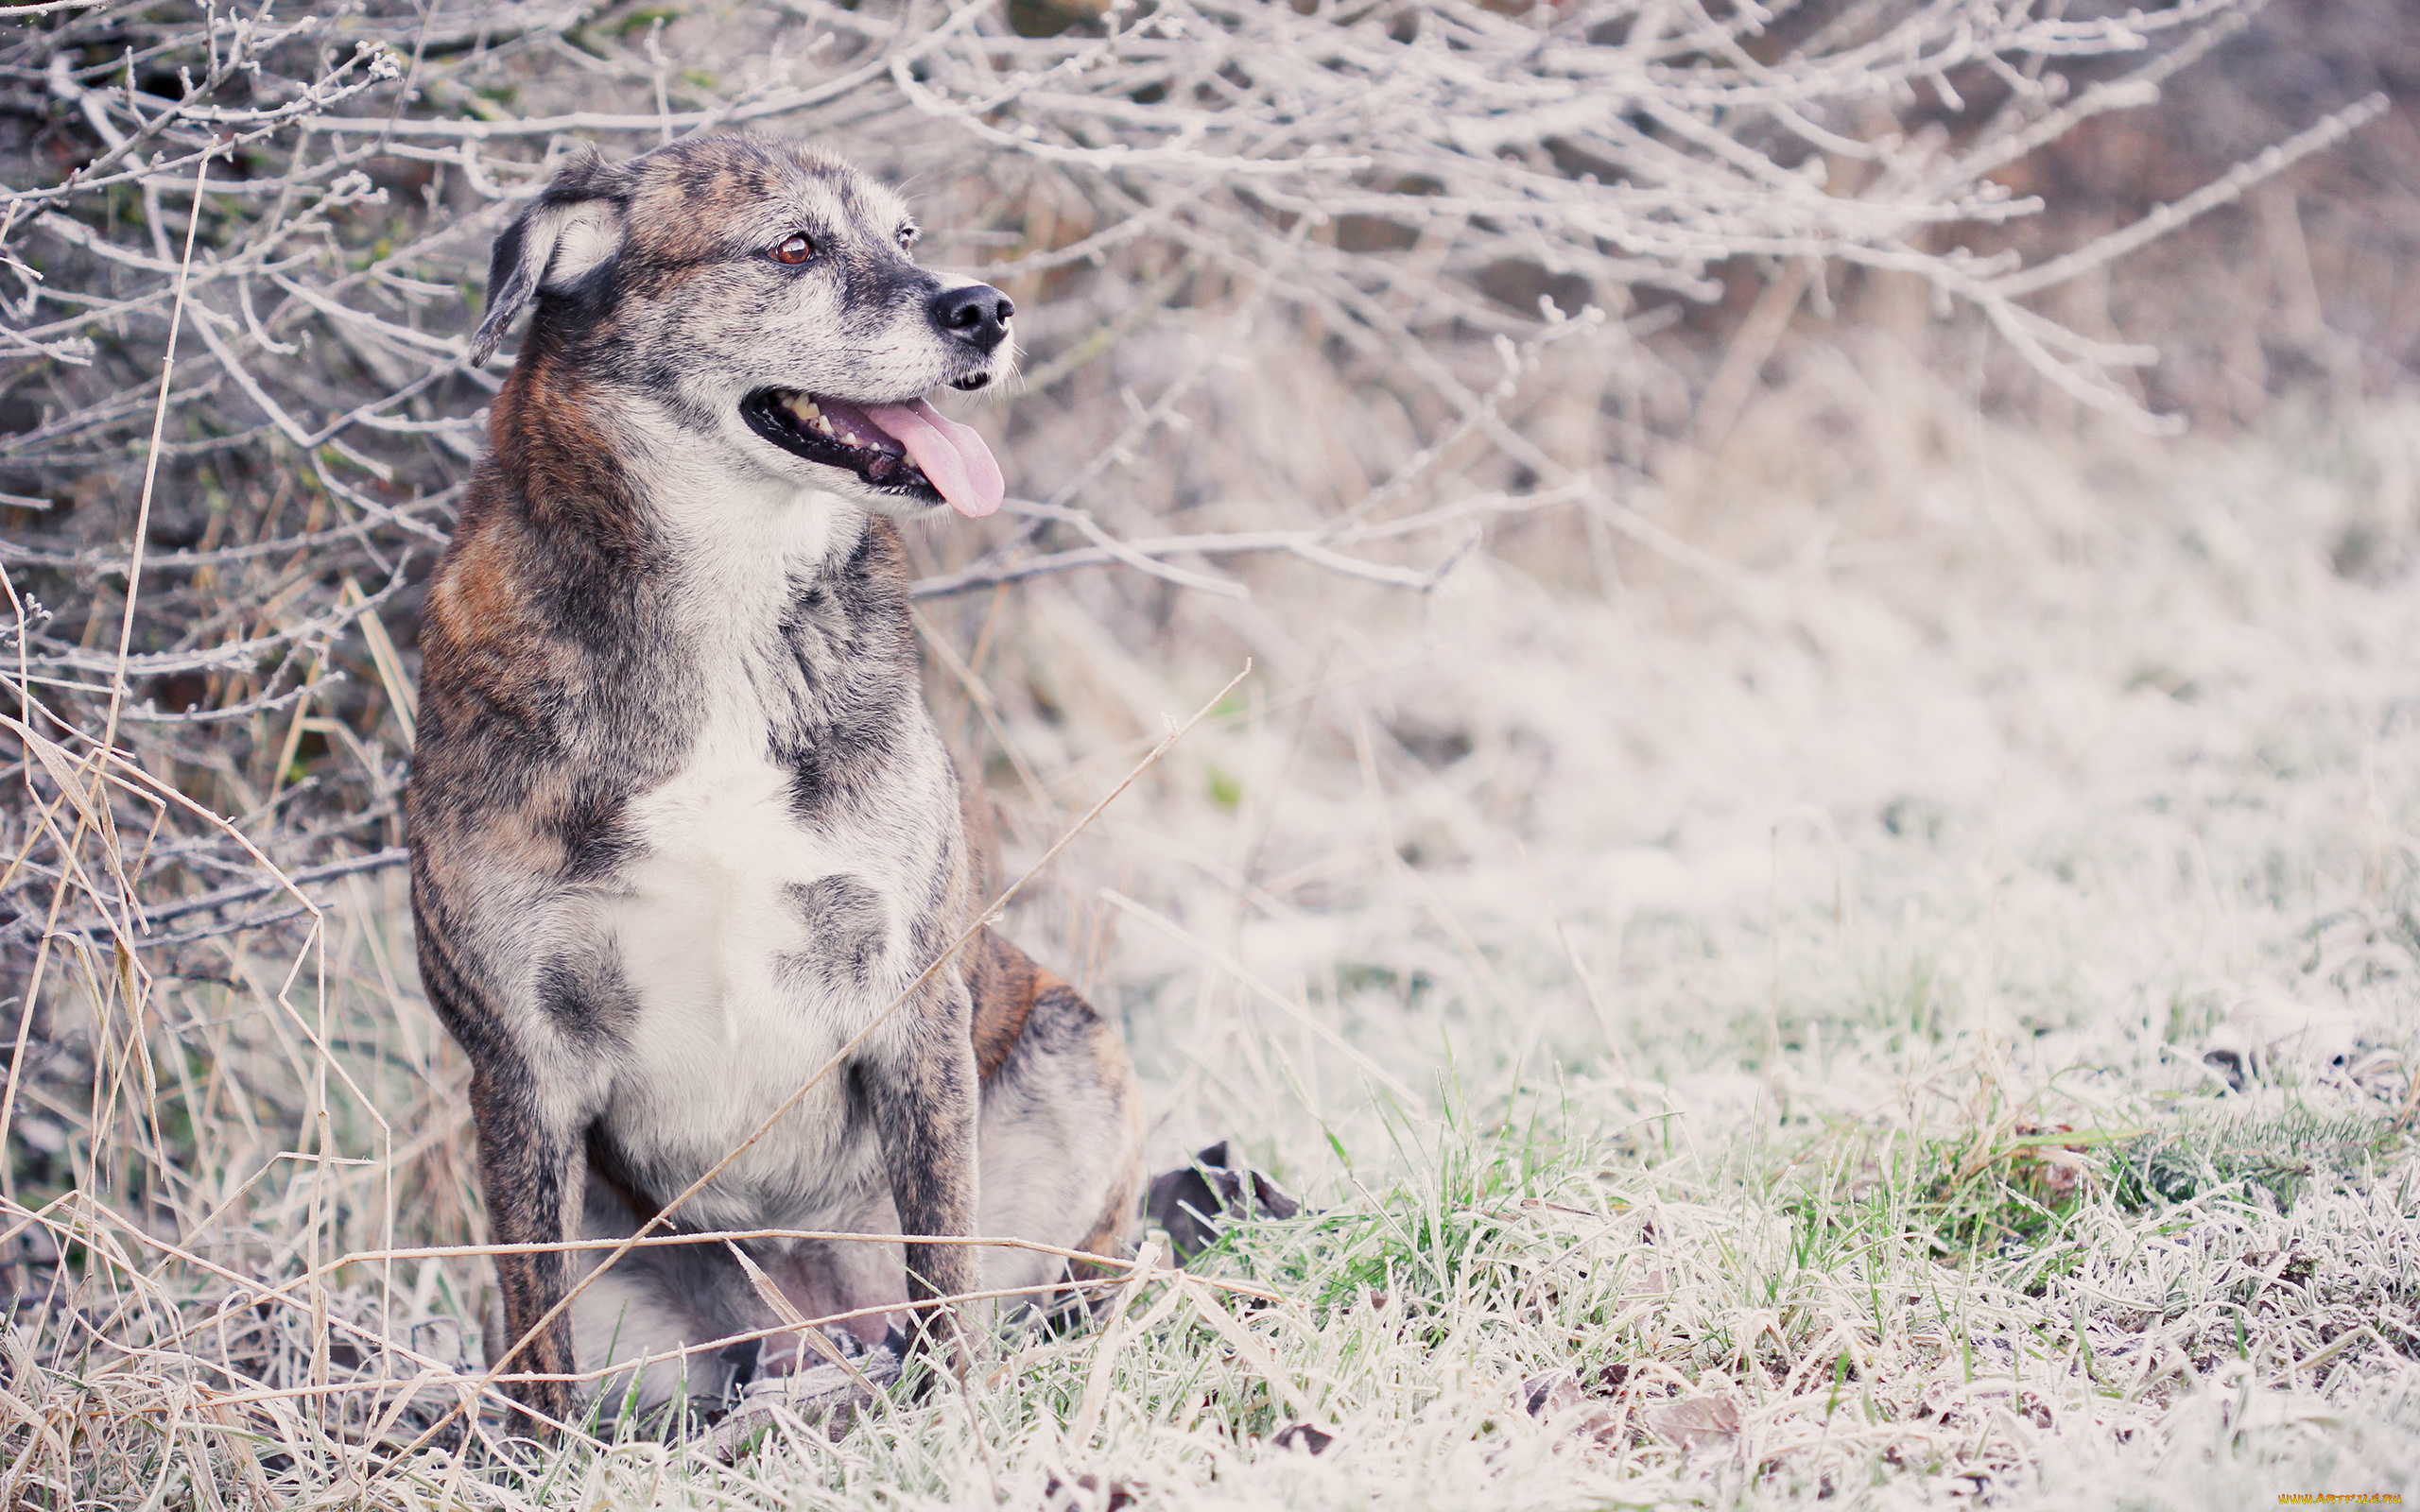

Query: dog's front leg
(471, 1057), (592, 1432)
(871, 990), (983, 1370)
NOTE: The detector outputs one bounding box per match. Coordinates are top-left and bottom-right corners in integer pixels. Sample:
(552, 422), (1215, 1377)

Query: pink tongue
(862, 399), (1005, 519)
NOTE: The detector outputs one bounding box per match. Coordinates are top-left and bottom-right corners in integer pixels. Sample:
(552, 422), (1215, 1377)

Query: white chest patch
(584, 484), (960, 1229)
(599, 688), (957, 1228)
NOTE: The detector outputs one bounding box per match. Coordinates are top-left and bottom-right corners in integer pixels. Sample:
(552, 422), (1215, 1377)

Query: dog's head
(470, 137), (1010, 519)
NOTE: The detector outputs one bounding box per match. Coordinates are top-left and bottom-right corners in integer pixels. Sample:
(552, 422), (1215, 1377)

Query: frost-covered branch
(0, 0), (2365, 967)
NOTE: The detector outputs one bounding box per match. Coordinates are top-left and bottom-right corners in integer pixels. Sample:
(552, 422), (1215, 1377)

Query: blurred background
(3, 0), (2417, 1499)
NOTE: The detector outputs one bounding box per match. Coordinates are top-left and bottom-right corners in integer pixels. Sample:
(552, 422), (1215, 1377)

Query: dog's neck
(470, 348), (930, 779)
(620, 401), (870, 621)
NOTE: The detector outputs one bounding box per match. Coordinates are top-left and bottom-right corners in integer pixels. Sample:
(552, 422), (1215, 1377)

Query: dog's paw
(741, 1347), (901, 1411)
(712, 1338), (904, 1459)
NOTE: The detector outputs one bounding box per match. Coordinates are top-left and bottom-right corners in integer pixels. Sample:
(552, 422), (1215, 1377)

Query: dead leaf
(1043, 1471), (1138, 1510)
(1644, 1396), (1740, 1452)
(1519, 1370), (1582, 1418)
(1518, 1368), (1627, 1455)
(1271, 1422), (1334, 1454)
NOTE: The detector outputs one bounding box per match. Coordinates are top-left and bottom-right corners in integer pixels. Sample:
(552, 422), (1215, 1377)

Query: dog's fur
(406, 137), (1143, 1428)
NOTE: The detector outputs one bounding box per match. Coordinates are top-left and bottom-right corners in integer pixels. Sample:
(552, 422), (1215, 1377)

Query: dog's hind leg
(570, 1170), (761, 1421)
(969, 935), (1145, 1318)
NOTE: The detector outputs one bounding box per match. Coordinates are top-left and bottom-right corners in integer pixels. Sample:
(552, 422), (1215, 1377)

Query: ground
(9, 383), (2416, 1511)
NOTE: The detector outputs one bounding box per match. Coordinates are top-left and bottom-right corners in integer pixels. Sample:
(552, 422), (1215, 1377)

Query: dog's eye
(769, 233), (815, 266)
(896, 225), (919, 250)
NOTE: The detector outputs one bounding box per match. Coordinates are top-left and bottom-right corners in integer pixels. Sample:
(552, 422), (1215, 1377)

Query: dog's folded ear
(468, 146), (630, 367)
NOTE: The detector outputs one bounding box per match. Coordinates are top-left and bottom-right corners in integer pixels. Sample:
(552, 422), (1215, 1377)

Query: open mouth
(739, 389), (1004, 519)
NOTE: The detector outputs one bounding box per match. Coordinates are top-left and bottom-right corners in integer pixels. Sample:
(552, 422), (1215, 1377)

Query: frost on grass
(978, 387), (2420, 1510)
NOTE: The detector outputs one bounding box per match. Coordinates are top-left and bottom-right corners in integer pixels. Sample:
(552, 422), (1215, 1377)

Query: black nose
(930, 284), (1013, 353)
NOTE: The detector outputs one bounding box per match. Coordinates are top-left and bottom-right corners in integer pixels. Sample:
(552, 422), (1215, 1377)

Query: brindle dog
(407, 136), (1143, 1430)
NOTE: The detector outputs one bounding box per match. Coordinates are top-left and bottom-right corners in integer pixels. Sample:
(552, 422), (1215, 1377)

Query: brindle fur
(407, 137), (1143, 1431)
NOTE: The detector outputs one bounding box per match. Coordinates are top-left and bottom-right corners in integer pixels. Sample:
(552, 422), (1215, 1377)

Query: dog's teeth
(808, 415), (836, 436)
(797, 401), (821, 419)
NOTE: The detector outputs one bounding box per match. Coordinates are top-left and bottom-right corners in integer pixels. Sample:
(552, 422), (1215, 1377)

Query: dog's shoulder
(407, 435), (688, 879)
(418, 372), (666, 710)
